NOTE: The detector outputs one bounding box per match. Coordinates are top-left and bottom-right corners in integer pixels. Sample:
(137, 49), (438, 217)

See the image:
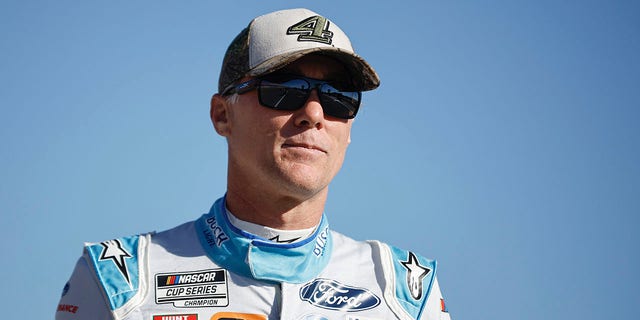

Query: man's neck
(226, 208), (316, 243)
(224, 187), (327, 230)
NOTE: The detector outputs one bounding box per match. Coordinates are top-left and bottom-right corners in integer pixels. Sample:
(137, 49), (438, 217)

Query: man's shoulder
(150, 219), (198, 247)
(77, 232), (152, 316)
(77, 219), (198, 310)
(327, 232), (441, 320)
(81, 219), (196, 260)
(328, 230), (437, 264)
(328, 229), (372, 248)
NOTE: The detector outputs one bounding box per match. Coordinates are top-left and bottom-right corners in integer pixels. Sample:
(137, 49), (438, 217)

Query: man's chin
(277, 172), (330, 198)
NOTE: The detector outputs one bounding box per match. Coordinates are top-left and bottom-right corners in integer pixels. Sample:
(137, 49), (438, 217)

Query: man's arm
(55, 256), (113, 320)
(420, 277), (452, 320)
(369, 240), (453, 320)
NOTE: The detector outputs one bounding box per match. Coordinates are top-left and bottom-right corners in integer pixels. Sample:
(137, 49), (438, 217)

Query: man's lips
(282, 142), (327, 153)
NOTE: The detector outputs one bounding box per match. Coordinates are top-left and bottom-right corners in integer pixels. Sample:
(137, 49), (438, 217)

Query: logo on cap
(287, 16), (333, 44)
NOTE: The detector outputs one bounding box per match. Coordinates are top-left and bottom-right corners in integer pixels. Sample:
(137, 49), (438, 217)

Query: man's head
(211, 8), (379, 209)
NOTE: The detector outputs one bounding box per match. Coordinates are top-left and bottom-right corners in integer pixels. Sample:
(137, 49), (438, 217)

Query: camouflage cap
(218, 8), (380, 93)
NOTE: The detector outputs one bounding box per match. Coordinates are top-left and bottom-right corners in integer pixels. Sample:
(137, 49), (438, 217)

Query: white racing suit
(56, 197), (452, 320)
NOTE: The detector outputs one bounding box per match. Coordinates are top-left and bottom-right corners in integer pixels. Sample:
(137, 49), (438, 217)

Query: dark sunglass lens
(319, 85), (360, 119)
(259, 80), (309, 110)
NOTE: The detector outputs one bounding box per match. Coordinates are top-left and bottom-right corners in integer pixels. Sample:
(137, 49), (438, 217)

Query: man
(56, 8), (451, 320)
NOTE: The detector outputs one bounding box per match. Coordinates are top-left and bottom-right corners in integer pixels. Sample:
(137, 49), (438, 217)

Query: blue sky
(1, 1), (639, 319)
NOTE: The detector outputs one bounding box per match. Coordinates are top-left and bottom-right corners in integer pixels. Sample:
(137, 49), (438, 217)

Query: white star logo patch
(400, 252), (430, 300)
(99, 239), (133, 285)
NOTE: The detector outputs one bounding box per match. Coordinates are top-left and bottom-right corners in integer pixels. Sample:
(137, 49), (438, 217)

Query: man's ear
(210, 93), (231, 136)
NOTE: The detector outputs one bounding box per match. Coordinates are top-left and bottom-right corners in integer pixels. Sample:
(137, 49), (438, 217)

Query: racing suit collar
(196, 196), (333, 284)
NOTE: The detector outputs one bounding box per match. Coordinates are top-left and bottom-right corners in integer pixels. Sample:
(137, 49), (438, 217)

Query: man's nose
(293, 90), (324, 129)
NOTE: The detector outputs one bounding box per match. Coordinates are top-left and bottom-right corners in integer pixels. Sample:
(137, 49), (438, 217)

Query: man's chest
(132, 249), (394, 320)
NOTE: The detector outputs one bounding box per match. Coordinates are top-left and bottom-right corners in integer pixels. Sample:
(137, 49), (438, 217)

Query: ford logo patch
(299, 279), (380, 311)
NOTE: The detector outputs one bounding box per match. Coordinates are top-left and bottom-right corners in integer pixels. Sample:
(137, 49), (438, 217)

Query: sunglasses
(221, 74), (362, 119)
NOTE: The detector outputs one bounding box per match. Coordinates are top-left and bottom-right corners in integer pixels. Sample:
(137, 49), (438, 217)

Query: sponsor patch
(400, 252), (431, 300)
(440, 298), (448, 313)
(313, 227), (329, 257)
(210, 312), (266, 320)
(299, 278), (380, 312)
(156, 269), (229, 308)
(202, 216), (229, 248)
(153, 314), (198, 320)
(99, 239), (134, 285)
(57, 304), (79, 314)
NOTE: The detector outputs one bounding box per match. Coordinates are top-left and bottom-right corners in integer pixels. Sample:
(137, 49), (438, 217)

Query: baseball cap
(218, 8), (380, 93)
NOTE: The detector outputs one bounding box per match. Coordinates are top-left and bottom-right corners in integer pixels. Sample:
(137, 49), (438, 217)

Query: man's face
(214, 55), (354, 201)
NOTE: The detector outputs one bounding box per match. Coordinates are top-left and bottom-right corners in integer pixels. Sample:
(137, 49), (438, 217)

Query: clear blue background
(2, 1), (638, 319)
